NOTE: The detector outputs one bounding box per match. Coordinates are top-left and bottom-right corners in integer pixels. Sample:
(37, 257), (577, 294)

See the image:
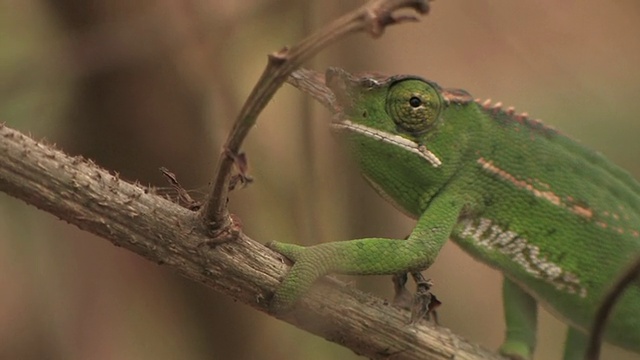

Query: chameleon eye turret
(385, 79), (443, 134)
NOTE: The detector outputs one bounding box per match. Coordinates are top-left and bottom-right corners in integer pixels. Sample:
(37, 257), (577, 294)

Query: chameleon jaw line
(332, 120), (442, 167)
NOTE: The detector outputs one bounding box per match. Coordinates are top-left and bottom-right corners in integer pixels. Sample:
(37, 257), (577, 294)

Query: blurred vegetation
(0, 0), (639, 359)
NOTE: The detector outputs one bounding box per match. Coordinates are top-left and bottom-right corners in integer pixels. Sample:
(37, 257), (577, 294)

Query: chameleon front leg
(267, 192), (465, 313)
(499, 277), (538, 360)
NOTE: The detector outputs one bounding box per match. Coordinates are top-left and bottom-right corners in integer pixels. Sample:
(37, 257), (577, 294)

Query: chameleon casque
(267, 67), (640, 359)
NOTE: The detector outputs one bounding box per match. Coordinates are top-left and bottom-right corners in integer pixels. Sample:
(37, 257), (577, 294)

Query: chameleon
(266, 67), (640, 359)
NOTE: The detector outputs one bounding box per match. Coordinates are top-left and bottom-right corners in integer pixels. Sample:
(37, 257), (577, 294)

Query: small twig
(159, 167), (202, 211)
(585, 255), (640, 360)
(200, 0), (431, 232)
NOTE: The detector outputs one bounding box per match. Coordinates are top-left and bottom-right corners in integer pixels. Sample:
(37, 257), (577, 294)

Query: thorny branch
(200, 0), (430, 231)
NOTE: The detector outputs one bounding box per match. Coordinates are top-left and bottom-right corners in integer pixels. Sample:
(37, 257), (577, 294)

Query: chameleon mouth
(331, 120), (442, 168)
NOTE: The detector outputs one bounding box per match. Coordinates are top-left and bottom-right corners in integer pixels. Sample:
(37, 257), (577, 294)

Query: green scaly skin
(267, 68), (640, 359)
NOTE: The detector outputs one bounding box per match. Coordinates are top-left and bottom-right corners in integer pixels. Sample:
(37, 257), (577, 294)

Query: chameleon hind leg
(562, 326), (588, 360)
(499, 277), (537, 360)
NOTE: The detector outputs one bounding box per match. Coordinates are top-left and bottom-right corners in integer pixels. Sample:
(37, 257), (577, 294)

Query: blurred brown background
(1, 0), (639, 359)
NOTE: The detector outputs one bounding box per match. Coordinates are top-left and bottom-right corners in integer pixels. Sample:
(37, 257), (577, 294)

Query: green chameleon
(267, 67), (640, 359)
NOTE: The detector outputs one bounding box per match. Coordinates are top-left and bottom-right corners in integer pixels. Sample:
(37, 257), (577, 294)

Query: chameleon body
(267, 68), (640, 359)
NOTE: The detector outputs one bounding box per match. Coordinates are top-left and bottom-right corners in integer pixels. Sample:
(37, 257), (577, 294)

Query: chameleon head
(325, 67), (445, 168)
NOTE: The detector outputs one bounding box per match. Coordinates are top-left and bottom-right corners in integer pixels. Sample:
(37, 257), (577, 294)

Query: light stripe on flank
(460, 217), (587, 297)
(332, 120), (442, 167)
(477, 157), (594, 220)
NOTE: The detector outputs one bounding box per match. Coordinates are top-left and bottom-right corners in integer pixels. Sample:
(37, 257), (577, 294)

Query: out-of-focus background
(1, 1), (639, 359)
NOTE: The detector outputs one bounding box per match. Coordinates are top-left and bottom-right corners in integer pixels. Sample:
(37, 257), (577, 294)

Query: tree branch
(200, 0), (431, 231)
(0, 123), (506, 360)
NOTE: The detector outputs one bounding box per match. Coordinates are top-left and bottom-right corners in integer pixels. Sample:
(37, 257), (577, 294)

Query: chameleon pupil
(409, 96), (422, 108)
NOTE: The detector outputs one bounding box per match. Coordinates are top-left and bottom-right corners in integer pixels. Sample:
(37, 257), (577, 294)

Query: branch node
(202, 213), (243, 247)
(269, 47), (290, 64)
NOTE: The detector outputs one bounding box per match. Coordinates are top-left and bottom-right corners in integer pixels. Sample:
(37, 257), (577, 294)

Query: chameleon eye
(386, 79), (443, 134)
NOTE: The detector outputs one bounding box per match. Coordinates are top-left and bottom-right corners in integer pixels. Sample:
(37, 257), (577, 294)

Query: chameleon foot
(498, 341), (531, 360)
